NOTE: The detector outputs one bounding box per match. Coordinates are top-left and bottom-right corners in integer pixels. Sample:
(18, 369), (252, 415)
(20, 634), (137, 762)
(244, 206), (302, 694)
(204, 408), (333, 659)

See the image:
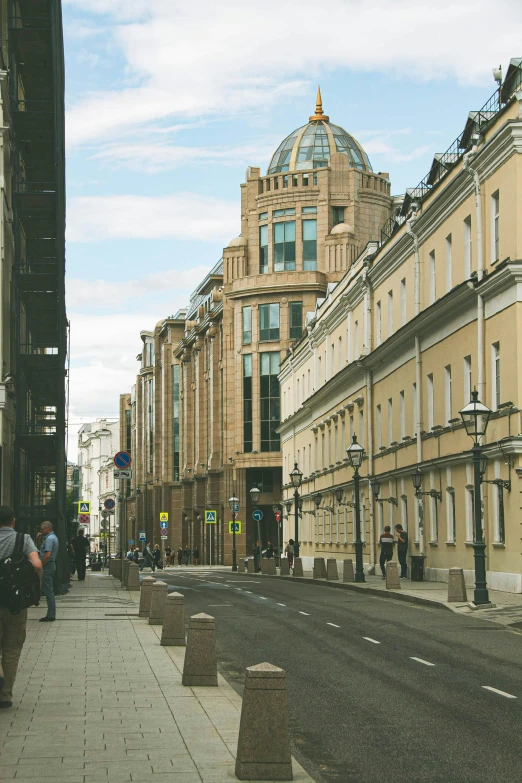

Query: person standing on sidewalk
(153, 544), (161, 570)
(177, 546), (183, 566)
(72, 528), (89, 581)
(193, 546), (200, 566)
(140, 542), (153, 572)
(0, 506), (42, 708)
(164, 545), (172, 566)
(183, 545), (190, 566)
(284, 539), (294, 570)
(39, 521), (59, 622)
(379, 526), (394, 579)
(395, 524), (409, 578)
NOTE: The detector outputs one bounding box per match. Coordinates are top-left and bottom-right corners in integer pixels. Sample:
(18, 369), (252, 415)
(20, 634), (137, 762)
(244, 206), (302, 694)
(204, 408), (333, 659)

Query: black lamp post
(249, 484), (261, 570)
(289, 463), (303, 559)
(228, 493), (239, 572)
(346, 434), (365, 583)
(459, 389), (492, 605)
(272, 503), (281, 565)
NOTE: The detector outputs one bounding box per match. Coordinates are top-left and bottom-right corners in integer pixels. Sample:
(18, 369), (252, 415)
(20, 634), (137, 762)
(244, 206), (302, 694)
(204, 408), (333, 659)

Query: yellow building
(280, 60), (522, 593)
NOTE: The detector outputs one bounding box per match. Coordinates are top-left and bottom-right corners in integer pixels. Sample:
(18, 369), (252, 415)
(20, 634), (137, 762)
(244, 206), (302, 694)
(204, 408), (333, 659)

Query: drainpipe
(365, 367), (375, 570)
(415, 335), (424, 555)
(406, 209), (421, 316)
(463, 141), (485, 401)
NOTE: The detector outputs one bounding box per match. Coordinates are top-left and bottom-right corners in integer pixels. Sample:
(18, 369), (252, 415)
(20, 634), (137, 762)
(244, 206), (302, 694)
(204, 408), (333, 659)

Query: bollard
(126, 563), (140, 591)
(279, 558), (290, 576)
(161, 592), (186, 646)
(326, 558), (339, 581)
(386, 560), (401, 590)
(139, 576), (156, 618)
(292, 557), (303, 577)
(447, 567), (467, 602)
(313, 557), (327, 580)
(113, 559), (122, 578)
(343, 559), (355, 582)
(123, 558), (131, 585)
(149, 581), (168, 625)
(235, 662), (292, 781)
(247, 558), (256, 574)
(182, 613), (217, 686)
(261, 559), (268, 574)
(267, 559), (276, 575)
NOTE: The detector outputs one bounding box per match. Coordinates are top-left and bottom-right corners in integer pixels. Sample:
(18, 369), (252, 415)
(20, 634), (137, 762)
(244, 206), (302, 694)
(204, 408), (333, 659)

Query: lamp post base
(354, 542), (365, 583)
(472, 541), (489, 605)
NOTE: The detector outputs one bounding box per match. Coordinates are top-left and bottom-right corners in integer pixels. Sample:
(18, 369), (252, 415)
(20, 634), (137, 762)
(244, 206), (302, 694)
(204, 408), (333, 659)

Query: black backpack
(0, 532), (41, 614)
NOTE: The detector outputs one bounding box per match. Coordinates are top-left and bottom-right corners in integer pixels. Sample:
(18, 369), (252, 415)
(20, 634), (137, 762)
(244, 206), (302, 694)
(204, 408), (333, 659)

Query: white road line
(243, 591), (252, 594)
(410, 657), (435, 667)
(277, 603), (286, 606)
(299, 611), (310, 616)
(482, 686), (517, 699)
(208, 604), (233, 607)
(327, 622), (340, 628)
(363, 637), (381, 644)
(259, 596), (268, 600)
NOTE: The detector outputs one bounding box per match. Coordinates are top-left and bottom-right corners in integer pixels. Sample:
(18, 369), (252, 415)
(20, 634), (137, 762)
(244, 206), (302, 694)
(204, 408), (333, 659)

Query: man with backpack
(39, 521), (59, 621)
(0, 505), (42, 708)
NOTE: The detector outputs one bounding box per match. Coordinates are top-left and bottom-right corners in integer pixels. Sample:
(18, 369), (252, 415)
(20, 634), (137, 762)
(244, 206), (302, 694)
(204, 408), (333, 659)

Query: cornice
(476, 259), (522, 299)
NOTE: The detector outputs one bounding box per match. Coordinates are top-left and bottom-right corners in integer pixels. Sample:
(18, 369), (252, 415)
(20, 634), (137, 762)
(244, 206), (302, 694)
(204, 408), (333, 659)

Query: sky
(63, 0), (522, 458)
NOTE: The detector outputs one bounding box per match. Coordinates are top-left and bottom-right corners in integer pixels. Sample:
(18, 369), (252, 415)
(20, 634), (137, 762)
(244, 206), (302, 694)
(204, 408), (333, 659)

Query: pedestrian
(379, 525), (395, 579)
(133, 547), (140, 564)
(193, 546), (199, 566)
(253, 540), (262, 572)
(68, 537), (76, 579)
(395, 524), (409, 578)
(165, 545), (172, 566)
(266, 541), (274, 559)
(153, 544), (161, 570)
(177, 546), (183, 566)
(140, 542), (153, 572)
(0, 506), (42, 708)
(38, 520), (59, 621)
(72, 528), (89, 581)
(284, 539), (294, 570)
(183, 545), (190, 566)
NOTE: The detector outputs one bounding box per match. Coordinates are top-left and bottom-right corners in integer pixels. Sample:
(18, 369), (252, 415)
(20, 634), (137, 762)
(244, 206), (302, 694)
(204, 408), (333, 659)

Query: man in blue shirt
(39, 521), (59, 622)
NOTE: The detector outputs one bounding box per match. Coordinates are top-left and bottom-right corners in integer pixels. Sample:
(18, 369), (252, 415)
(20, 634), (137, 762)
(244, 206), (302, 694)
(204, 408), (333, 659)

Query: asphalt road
(157, 568), (522, 783)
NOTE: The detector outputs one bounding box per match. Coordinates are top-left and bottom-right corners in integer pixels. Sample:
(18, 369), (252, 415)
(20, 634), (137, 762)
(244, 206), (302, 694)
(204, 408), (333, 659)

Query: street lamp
(249, 484), (262, 571)
(459, 389), (492, 605)
(346, 434), (365, 583)
(289, 462), (303, 560)
(272, 503), (281, 564)
(228, 494), (240, 572)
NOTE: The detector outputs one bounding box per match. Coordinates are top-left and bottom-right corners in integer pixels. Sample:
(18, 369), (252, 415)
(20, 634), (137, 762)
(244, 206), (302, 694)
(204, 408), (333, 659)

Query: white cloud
(66, 193), (238, 243)
(64, 0), (522, 147)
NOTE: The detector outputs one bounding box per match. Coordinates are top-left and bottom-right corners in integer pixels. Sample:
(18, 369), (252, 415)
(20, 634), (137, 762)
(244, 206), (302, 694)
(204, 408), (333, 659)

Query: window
(243, 355), (253, 452)
(292, 174), (298, 187)
(283, 175), (288, 188)
(273, 221), (296, 271)
(260, 352), (280, 452)
(447, 488), (456, 543)
(429, 251), (436, 304)
(259, 225), (268, 274)
(400, 391), (405, 439)
(289, 302), (303, 339)
(463, 355), (472, 404)
(445, 234), (452, 293)
(242, 306), (252, 344)
(376, 404), (382, 448)
(173, 365), (180, 481)
(313, 173), (318, 186)
(491, 190), (500, 263)
(376, 301), (382, 345)
(358, 410), (364, 448)
(354, 320), (359, 359)
(388, 398), (393, 444)
(338, 336), (343, 371)
(125, 409), (131, 453)
(412, 382), (417, 435)
(427, 374), (434, 430)
(302, 219), (317, 270)
(401, 496), (408, 531)
(259, 303), (280, 341)
(464, 215), (472, 277)
(332, 206), (345, 226)
(302, 206), (317, 214)
(430, 471), (439, 543)
(273, 208), (296, 216)
(400, 278), (406, 326)
(302, 174), (309, 186)
(445, 365), (452, 423)
(259, 211), (268, 221)
(148, 378), (154, 473)
(387, 290), (393, 336)
(492, 460), (505, 544)
(492, 342), (500, 409)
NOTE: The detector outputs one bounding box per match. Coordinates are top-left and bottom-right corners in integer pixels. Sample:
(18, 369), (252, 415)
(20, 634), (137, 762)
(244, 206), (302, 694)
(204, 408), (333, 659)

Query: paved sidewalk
(0, 572), (314, 783)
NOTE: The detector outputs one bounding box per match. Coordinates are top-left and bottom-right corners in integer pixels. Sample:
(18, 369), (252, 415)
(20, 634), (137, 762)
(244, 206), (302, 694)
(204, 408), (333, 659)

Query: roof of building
(267, 87), (372, 175)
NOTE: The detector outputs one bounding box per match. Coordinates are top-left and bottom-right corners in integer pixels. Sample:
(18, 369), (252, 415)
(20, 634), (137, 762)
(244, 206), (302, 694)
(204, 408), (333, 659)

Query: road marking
(259, 596), (268, 600)
(482, 686), (517, 699)
(243, 591), (252, 594)
(363, 637), (381, 644)
(277, 603), (286, 607)
(208, 604), (233, 607)
(410, 657), (435, 667)
(299, 611), (310, 616)
(327, 622), (340, 628)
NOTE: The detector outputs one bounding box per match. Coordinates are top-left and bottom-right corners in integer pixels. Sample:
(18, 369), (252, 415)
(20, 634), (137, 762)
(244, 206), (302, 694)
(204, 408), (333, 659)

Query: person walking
(183, 545), (190, 566)
(395, 524), (409, 578)
(253, 540), (262, 573)
(153, 544), (161, 570)
(133, 547), (140, 564)
(68, 537), (76, 580)
(164, 545), (172, 566)
(266, 541), (274, 559)
(0, 506), (42, 708)
(140, 542), (153, 572)
(284, 539), (294, 570)
(177, 546), (183, 566)
(193, 546), (200, 566)
(73, 528), (89, 581)
(39, 520), (59, 621)
(379, 526), (395, 579)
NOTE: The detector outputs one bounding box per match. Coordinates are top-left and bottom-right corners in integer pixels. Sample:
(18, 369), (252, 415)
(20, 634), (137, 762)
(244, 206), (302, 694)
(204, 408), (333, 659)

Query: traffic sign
(79, 514), (90, 525)
(160, 524), (168, 531)
(275, 511), (281, 523)
(101, 510), (110, 519)
(159, 512), (169, 522)
(228, 520), (242, 534)
(161, 534), (168, 540)
(129, 540), (134, 545)
(114, 468), (132, 480)
(78, 501), (90, 514)
(139, 531), (146, 541)
(205, 510), (217, 524)
(104, 498), (116, 511)
(252, 509), (263, 522)
(114, 451), (132, 469)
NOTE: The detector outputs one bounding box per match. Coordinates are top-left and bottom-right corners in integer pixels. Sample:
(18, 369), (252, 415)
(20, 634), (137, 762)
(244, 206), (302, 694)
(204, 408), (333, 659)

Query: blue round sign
(252, 509), (263, 522)
(114, 450), (132, 469)
(104, 498), (116, 511)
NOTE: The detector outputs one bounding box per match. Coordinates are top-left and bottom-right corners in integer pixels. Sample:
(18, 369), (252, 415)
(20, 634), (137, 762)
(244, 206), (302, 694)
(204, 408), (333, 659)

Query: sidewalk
(0, 572), (314, 783)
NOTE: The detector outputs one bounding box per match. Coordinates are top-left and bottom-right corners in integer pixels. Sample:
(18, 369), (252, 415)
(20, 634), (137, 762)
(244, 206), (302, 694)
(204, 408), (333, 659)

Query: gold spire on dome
(309, 85), (329, 122)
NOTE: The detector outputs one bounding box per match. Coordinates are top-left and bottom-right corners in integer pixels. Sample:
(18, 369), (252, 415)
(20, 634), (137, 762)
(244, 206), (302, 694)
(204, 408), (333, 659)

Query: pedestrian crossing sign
(205, 510), (217, 524)
(228, 520), (242, 534)
(78, 501), (90, 514)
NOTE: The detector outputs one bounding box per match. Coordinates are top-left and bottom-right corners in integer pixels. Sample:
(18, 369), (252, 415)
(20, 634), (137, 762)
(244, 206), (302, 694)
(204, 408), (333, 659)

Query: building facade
(280, 61), (522, 592)
(78, 418), (119, 555)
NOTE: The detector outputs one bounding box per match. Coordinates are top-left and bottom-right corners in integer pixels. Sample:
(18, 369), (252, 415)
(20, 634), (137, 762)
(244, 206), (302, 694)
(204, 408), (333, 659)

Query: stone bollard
(386, 560), (401, 590)
(126, 563), (140, 591)
(448, 567), (467, 602)
(149, 581), (168, 625)
(326, 558), (339, 581)
(182, 613), (217, 686)
(161, 592), (186, 646)
(139, 576), (156, 618)
(343, 559), (355, 583)
(261, 559), (268, 574)
(124, 558), (131, 585)
(247, 558), (256, 574)
(267, 559), (277, 575)
(313, 557), (327, 580)
(279, 558), (290, 576)
(113, 559), (122, 578)
(235, 662), (292, 781)
(293, 557), (303, 577)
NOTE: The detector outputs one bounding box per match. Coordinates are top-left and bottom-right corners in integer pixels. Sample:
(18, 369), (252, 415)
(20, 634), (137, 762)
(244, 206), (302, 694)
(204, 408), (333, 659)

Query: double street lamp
(228, 493), (240, 572)
(289, 463), (303, 559)
(346, 434), (365, 583)
(249, 484), (262, 570)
